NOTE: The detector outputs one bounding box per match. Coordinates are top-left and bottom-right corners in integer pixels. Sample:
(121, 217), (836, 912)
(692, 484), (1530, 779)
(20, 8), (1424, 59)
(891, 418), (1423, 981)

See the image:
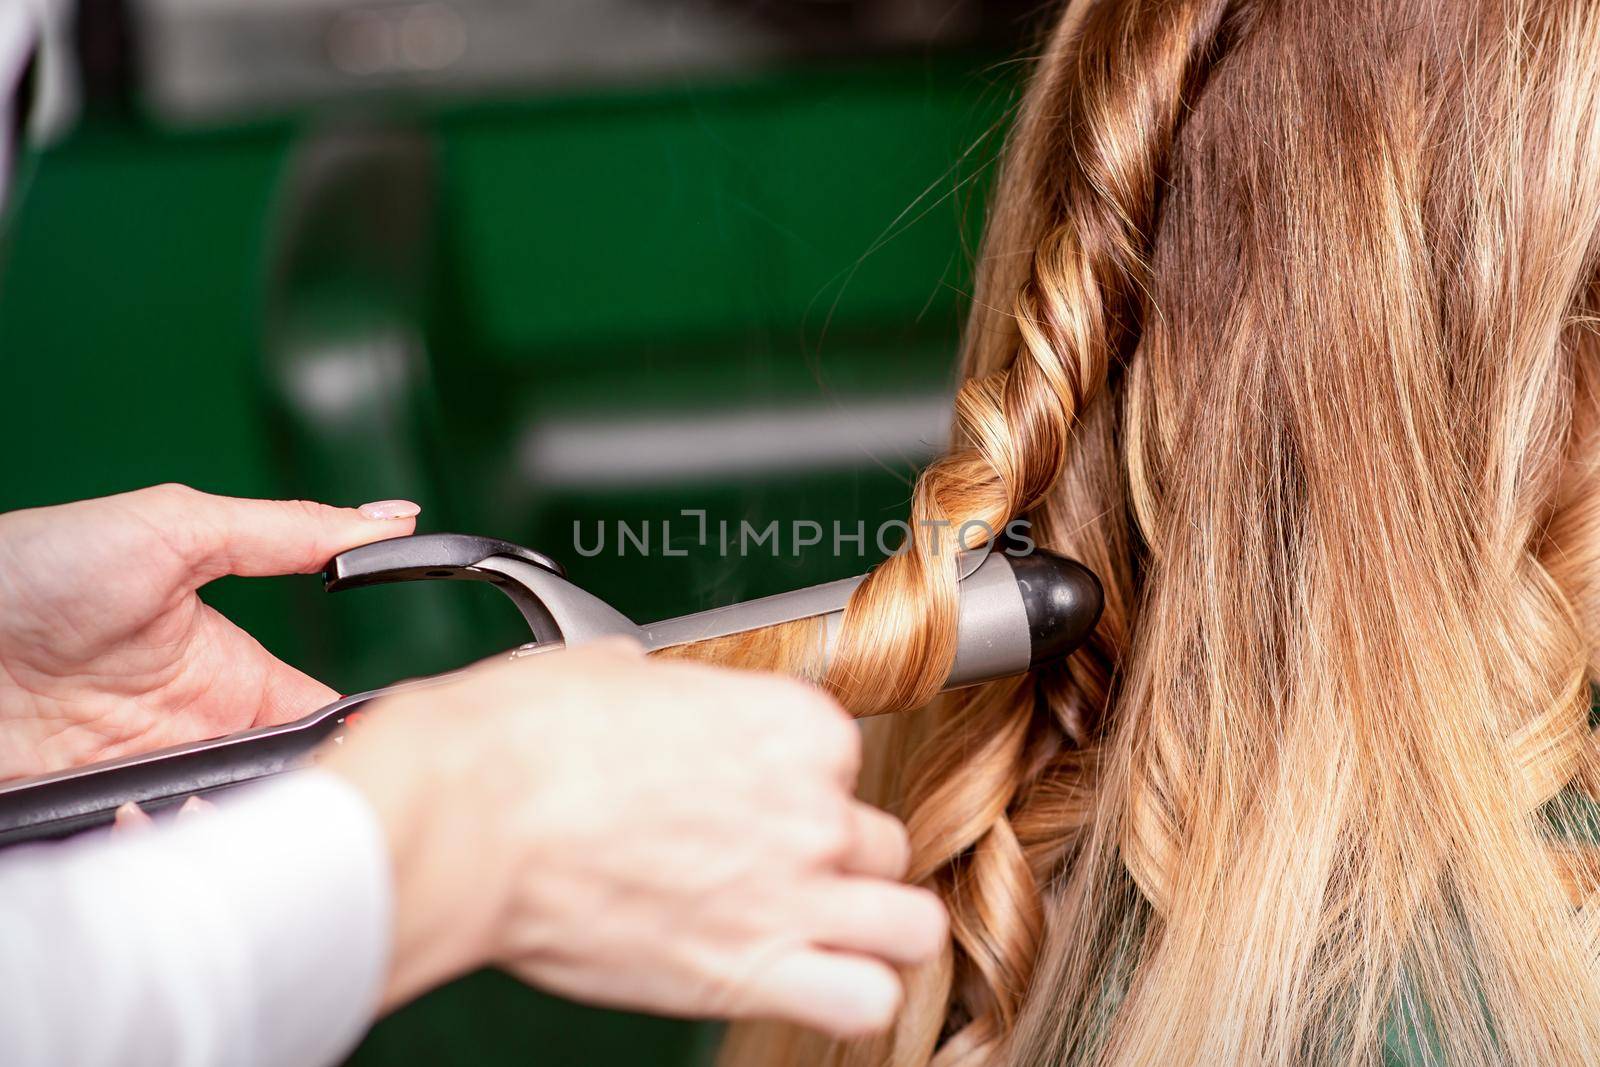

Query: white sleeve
(0, 770), (394, 1067)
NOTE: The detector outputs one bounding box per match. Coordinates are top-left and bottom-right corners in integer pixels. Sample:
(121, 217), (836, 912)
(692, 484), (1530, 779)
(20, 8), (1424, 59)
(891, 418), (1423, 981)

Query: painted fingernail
(359, 499), (421, 520)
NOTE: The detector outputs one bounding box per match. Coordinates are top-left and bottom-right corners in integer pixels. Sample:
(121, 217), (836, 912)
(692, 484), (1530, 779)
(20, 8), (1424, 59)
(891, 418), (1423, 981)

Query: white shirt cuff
(0, 768), (393, 1067)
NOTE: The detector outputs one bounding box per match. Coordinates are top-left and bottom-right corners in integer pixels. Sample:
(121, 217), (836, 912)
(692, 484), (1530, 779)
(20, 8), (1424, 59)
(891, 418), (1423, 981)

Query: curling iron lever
(0, 533), (1101, 848)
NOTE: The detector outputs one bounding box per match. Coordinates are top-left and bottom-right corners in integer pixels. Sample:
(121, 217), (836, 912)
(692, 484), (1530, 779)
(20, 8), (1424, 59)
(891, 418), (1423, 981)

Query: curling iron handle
(0, 688), (391, 849)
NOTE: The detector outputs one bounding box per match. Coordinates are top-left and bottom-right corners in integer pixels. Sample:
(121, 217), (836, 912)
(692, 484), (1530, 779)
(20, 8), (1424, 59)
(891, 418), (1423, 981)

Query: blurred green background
(0, 5), (1023, 1062)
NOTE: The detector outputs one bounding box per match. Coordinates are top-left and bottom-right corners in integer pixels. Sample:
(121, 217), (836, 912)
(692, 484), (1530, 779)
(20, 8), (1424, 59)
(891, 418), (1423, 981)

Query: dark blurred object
(73, 0), (135, 116)
(118, 0), (1042, 125)
(719, 0), (1040, 47)
(261, 122), (438, 523)
(10, 42), (36, 152)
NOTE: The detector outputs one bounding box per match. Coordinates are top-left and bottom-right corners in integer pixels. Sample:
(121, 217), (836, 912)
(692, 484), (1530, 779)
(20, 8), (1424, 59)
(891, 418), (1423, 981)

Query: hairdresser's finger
(113, 802), (153, 834)
(742, 949), (903, 1036)
(778, 686), (860, 786)
(804, 880), (947, 966)
(131, 484), (420, 582)
(838, 802), (911, 880)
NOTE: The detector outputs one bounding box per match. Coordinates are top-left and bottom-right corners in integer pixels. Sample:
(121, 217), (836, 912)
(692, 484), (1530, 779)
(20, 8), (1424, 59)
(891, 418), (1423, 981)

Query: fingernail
(114, 802), (152, 833)
(178, 796), (215, 819)
(359, 499), (421, 520)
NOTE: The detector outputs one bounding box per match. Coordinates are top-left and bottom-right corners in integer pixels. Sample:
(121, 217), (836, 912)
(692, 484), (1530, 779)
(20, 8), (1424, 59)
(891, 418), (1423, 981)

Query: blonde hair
(672, 0), (1600, 1063)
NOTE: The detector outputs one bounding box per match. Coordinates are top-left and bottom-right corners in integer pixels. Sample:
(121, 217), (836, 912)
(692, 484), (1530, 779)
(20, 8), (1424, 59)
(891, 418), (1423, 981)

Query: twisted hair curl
(690, 1), (1600, 1064)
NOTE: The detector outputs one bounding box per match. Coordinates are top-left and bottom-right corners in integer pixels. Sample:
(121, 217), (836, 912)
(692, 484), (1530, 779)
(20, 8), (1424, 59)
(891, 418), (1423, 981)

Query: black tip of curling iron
(1010, 550), (1104, 668)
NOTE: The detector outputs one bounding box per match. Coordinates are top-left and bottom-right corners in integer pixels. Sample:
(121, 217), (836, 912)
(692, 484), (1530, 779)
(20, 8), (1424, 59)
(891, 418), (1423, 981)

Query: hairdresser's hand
(0, 484), (419, 778)
(323, 640), (946, 1037)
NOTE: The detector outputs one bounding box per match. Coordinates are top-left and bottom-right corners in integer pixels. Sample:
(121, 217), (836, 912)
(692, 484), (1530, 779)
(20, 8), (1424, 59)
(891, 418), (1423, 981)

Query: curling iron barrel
(636, 548), (1101, 689)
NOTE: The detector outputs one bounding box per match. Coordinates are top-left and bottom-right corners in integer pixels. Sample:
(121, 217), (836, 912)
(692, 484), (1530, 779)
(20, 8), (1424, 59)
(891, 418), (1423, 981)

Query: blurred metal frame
(128, 0), (1040, 125)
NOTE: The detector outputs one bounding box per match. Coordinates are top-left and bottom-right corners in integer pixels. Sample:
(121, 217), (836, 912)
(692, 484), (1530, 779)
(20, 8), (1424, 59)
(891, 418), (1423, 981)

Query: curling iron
(0, 532), (1101, 848)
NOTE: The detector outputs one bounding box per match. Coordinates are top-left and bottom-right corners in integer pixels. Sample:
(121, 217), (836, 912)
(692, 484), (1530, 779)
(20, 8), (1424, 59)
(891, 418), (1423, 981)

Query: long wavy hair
(675, 1), (1600, 1063)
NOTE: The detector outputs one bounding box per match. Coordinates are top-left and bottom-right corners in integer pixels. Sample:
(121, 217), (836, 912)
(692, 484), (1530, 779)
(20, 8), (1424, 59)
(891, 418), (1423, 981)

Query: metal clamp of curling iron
(0, 533), (1102, 849)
